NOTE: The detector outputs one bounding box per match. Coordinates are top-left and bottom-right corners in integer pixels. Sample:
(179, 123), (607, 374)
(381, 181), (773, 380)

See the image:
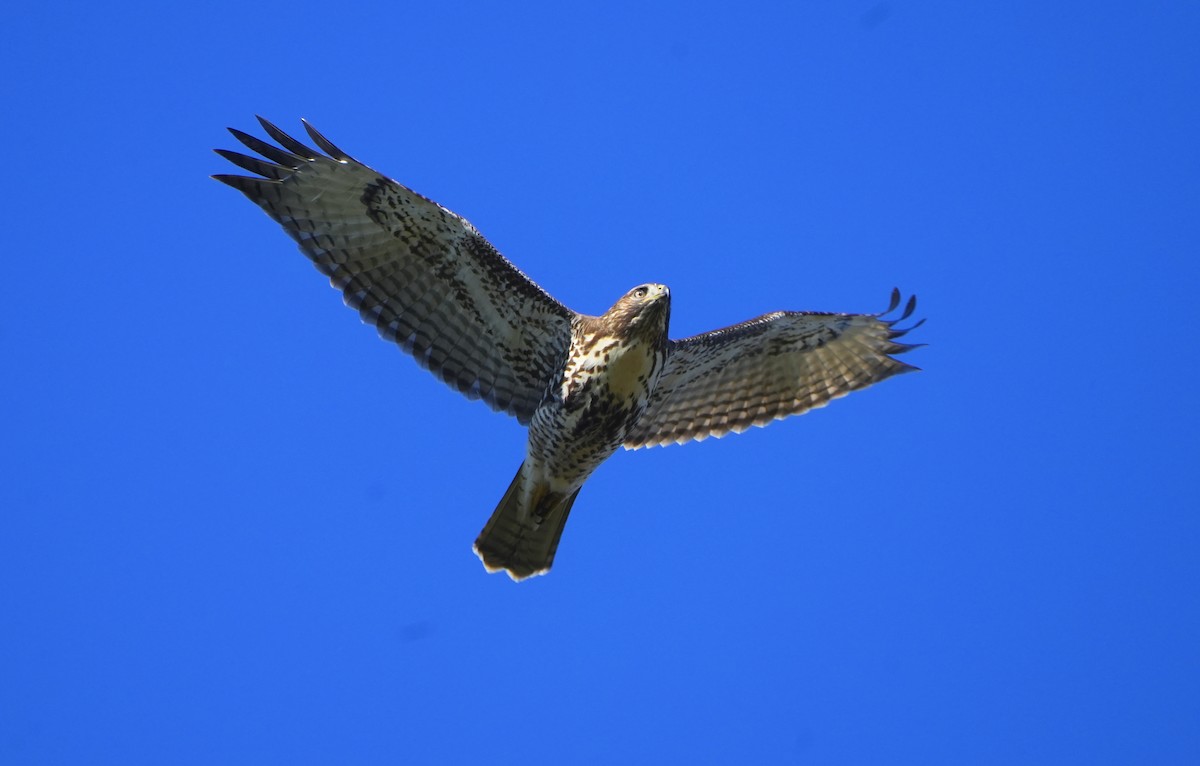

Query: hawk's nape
(213, 117), (577, 424)
(623, 289), (923, 449)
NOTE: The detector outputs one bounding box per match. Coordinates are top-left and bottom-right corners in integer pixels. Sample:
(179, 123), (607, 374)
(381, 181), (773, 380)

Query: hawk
(214, 118), (923, 581)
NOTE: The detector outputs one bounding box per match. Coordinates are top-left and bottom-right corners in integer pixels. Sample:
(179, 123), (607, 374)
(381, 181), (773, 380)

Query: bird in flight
(214, 118), (923, 581)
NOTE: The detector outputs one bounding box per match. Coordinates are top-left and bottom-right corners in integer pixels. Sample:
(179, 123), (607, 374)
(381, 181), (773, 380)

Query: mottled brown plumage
(474, 284), (670, 578)
(215, 118), (923, 581)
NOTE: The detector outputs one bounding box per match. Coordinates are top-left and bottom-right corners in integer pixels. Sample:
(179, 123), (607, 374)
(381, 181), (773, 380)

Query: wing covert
(214, 118), (576, 423)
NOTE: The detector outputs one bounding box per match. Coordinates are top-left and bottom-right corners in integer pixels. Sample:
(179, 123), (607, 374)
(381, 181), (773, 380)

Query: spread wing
(213, 117), (576, 424)
(624, 289), (923, 449)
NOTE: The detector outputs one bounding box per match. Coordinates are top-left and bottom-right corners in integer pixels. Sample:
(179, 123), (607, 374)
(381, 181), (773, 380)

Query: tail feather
(473, 464), (581, 581)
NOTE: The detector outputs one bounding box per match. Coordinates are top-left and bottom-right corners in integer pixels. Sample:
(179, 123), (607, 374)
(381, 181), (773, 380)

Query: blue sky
(2, 1), (1198, 763)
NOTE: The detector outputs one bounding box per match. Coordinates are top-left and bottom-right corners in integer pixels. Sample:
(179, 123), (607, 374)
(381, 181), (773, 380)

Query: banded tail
(473, 464), (581, 581)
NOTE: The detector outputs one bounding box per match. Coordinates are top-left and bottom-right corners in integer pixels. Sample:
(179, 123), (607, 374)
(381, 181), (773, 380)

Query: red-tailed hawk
(214, 118), (923, 581)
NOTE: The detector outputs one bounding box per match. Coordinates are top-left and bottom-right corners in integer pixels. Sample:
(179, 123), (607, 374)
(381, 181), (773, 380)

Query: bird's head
(604, 283), (671, 343)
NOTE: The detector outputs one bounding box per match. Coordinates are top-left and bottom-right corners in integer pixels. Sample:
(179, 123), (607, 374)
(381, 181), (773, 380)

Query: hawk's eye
(633, 286), (649, 299)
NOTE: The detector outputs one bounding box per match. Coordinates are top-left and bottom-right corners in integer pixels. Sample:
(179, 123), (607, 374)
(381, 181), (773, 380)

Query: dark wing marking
(214, 118), (577, 424)
(624, 289), (923, 448)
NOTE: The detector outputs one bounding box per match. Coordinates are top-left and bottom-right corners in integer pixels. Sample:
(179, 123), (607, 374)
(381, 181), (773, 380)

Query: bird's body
(476, 286), (670, 578)
(215, 118), (923, 581)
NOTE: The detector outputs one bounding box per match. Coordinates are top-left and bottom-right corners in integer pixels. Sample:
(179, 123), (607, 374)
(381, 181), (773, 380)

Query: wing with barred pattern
(214, 118), (576, 424)
(624, 289), (922, 448)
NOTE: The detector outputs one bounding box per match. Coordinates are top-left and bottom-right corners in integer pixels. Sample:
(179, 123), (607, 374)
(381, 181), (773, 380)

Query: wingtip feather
(227, 127), (304, 166)
(257, 116), (318, 159)
(214, 148), (288, 179)
(887, 287), (902, 313)
(301, 118), (354, 161)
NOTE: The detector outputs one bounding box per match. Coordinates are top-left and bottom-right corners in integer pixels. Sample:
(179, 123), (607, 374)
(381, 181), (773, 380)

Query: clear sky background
(2, 2), (1197, 763)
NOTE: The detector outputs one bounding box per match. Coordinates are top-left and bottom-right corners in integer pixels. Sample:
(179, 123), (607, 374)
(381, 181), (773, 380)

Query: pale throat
(560, 331), (660, 403)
